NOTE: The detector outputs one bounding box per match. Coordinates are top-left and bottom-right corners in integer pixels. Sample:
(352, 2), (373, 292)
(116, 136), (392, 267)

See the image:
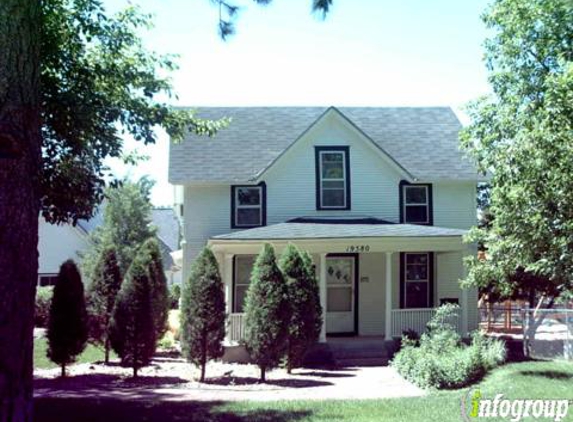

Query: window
(231, 183), (266, 228)
(38, 275), (58, 287)
(403, 253), (431, 308)
(401, 183), (432, 224)
(233, 255), (256, 312)
(315, 146), (351, 210)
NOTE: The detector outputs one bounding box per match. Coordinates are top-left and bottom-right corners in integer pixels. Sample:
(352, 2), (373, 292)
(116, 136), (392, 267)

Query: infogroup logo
(461, 389), (570, 422)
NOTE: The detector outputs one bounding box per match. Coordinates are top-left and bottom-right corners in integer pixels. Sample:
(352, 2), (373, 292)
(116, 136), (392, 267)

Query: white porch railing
(228, 313), (246, 344)
(391, 308), (463, 338)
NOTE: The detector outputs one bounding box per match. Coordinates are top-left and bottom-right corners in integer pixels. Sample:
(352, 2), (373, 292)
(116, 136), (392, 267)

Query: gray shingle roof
(211, 222), (467, 241)
(169, 107), (479, 183)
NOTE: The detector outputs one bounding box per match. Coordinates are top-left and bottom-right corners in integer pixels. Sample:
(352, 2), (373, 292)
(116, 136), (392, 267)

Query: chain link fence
(479, 306), (572, 360)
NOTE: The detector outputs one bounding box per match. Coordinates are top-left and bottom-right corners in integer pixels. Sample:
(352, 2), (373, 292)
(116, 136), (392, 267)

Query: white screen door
(325, 256), (355, 334)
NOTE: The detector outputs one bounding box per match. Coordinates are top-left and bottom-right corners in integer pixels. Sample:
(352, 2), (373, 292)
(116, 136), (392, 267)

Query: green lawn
(34, 337), (112, 369)
(34, 360), (573, 422)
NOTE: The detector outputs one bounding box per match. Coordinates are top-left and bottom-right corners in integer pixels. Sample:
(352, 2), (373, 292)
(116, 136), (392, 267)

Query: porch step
(327, 337), (394, 367)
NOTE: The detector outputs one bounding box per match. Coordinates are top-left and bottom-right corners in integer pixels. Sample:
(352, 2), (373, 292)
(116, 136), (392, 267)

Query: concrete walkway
(35, 362), (425, 402)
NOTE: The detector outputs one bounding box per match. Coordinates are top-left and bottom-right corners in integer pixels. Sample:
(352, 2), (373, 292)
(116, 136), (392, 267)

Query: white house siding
(433, 181), (477, 229)
(38, 218), (90, 276)
(263, 114), (404, 224)
(358, 253), (386, 336)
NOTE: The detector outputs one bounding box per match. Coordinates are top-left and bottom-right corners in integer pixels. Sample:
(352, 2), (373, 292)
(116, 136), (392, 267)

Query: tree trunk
(60, 363), (65, 378)
(260, 366), (266, 383)
(0, 1), (42, 422)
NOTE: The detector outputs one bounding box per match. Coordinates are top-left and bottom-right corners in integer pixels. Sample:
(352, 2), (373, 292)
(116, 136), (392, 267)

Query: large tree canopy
(461, 0), (573, 304)
(40, 0), (225, 225)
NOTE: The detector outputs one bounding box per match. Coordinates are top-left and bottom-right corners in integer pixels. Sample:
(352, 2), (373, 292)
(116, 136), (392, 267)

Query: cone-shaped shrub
(300, 249), (323, 341)
(280, 245), (323, 373)
(47, 260), (88, 377)
(87, 246), (122, 364)
(244, 243), (290, 382)
(109, 252), (156, 377)
(139, 237), (169, 339)
(180, 247), (226, 382)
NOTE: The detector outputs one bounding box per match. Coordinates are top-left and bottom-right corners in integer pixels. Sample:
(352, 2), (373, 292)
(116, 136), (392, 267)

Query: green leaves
(461, 0), (573, 301)
(40, 0), (227, 224)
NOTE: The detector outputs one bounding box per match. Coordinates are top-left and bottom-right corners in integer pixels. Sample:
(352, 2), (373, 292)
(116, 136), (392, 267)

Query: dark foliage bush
(280, 244), (322, 373)
(180, 247), (226, 382)
(109, 252), (156, 377)
(47, 260), (88, 376)
(244, 243), (290, 382)
(87, 246), (122, 364)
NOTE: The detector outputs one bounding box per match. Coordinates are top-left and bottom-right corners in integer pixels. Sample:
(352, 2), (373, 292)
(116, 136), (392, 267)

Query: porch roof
(211, 221), (467, 241)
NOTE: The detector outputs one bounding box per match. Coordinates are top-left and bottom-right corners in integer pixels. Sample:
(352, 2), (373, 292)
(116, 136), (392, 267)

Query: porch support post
(385, 251), (393, 340)
(319, 253), (327, 343)
(223, 254), (234, 316)
(461, 247), (470, 336)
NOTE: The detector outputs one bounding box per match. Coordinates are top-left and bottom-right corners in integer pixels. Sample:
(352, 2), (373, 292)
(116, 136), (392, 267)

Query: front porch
(209, 220), (478, 347)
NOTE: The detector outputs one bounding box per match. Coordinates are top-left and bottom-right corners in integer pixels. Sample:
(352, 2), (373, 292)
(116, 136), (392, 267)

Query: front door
(325, 255), (356, 334)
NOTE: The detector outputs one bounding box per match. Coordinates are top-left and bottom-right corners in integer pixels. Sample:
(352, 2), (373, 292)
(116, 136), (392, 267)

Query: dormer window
(400, 182), (433, 225)
(315, 146), (351, 210)
(231, 183), (266, 229)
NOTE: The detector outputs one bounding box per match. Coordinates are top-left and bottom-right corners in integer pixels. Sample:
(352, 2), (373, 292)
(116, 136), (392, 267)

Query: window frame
(230, 182), (266, 229)
(232, 255), (256, 313)
(315, 146), (351, 210)
(400, 252), (434, 309)
(38, 274), (58, 287)
(399, 181), (433, 225)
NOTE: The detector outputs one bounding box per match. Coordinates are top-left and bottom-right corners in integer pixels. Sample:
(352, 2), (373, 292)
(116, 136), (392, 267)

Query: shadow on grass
(35, 374), (189, 391)
(34, 397), (312, 422)
(519, 370), (573, 380)
(203, 377), (332, 388)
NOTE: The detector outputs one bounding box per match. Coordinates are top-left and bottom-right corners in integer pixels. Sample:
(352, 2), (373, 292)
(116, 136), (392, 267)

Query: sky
(103, 0), (493, 206)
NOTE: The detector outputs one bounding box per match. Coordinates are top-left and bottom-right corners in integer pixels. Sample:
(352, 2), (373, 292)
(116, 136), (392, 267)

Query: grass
(34, 337), (113, 370)
(34, 360), (573, 422)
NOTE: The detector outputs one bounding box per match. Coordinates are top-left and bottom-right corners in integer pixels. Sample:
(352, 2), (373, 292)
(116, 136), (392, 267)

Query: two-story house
(169, 106), (482, 348)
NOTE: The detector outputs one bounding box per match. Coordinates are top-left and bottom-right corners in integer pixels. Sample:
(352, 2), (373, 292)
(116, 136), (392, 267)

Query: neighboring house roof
(169, 106), (480, 184)
(211, 221), (467, 241)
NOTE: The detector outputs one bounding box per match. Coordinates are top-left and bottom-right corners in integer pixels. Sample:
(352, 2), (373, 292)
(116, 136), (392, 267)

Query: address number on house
(345, 245), (370, 253)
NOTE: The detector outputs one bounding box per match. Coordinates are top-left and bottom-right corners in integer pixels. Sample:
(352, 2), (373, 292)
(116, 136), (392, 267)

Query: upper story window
(231, 183), (266, 229)
(400, 182), (432, 225)
(315, 146), (351, 210)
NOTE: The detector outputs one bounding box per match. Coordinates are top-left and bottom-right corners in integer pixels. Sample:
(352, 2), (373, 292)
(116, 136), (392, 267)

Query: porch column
(385, 251), (393, 340)
(461, 247), (471, 336)
(319, 253), (327, 343)
(223, 254), (234, 316)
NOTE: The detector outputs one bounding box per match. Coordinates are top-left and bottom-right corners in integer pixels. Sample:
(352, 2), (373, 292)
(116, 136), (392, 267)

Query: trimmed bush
(139, 237), (169, 339)
(109, 252), (156, 377)
(391, 304), (506, 389)
(87, 246), (122, 364)
(280, 244), (322, 373)
(47, 260), (88, 377)
(180, 247), (226, 382)
(35, 286), (54, 328)
(244, 243), (290, 382)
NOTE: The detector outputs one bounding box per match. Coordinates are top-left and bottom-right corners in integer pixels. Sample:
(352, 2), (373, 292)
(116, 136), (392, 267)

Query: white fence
(227, 313), (246, 344)
(391, 308), (463, 338)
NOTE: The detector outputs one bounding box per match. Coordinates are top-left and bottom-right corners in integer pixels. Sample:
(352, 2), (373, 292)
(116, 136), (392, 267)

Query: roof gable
(169, 106), (480, 184)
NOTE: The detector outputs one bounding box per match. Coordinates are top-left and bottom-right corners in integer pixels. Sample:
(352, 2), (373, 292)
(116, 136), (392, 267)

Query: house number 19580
(345, 245), (370, 253)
